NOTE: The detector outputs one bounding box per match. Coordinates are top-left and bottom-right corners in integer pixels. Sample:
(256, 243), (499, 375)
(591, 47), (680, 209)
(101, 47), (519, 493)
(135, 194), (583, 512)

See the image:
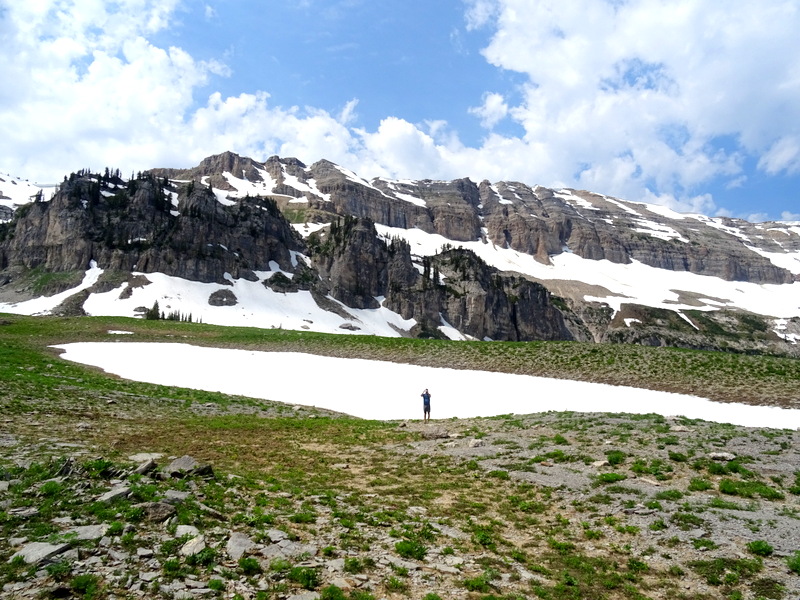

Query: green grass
(1, 314), (799, 599)
(3, 313), (800, 408)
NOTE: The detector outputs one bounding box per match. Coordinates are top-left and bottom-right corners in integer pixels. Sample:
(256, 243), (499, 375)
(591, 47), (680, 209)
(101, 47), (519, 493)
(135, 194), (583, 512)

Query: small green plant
(422, 594), (443, 600)
(107, 521), (124, 536)
(719, 479), (784, 500)
(692, 538), (717, 550)
(606, 450), (626, 465)
(654, 489), (683, 501)
(596, 472), (627, 484)
(319, 585), (347, 600)
(649, 519), (668, 531)
(384, 576), (407, 592)
(395, 539), (427, 561)
(688, 477), (713, 491)
(787, 551), (800, 574)
(45, 560), (72, 580)
(238, 556), (262, 576)
(343, 557), (363, 573)
(70, 574), (101, 600)
(288, 566), (319, 589)
(746, 540), (774, 557)
(463, 571), (495, 592)
(186, 547), (218, 567)
(208, 579), (225, 591)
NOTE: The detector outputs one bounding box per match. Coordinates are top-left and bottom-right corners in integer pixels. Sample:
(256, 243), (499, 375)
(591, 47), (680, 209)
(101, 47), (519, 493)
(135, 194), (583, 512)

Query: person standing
(421, 388), (431, 422)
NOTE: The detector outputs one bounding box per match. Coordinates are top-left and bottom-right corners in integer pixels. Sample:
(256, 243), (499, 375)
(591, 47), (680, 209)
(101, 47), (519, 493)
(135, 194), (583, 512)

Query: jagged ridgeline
(1, 153), (799, 352)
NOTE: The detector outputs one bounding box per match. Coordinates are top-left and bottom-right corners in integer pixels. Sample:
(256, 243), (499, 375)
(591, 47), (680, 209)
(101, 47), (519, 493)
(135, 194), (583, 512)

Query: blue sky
(1, 0), (799, 222)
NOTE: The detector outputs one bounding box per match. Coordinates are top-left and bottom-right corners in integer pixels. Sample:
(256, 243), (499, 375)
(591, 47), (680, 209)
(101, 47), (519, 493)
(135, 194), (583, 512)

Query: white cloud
(1, 0), (799, 221)
(451, 0), (800, 210)
(758, 136), (800, 175)
(469, 92), (508, 129)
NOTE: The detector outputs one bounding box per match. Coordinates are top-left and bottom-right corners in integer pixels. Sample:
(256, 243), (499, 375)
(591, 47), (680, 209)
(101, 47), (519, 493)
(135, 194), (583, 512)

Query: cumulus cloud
(1, 0), (798, 221)
(469, 92), (508, 129)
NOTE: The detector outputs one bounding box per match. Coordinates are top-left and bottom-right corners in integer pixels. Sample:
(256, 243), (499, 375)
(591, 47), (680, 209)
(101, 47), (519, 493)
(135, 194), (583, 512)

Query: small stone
(97, 486), (130, 503)
(266, 529), (289, 543)
(431, 563), (460, 574)
(164, 455), (213, 478)
(128, 453), (165, 463)
(180, 535), (206, 557)
(67, 524), (108, 541)
(707, 452), (736, 461)
(133, 459), (157, 476)
(136, 501), (176, 522)
(163, 490), (191, 504)
(11, 542), (70, 565)
(592, 460), (610, 468)
(468, 439), (484, 448)
(176, 525), (200, 538)
(226, 532), (256, 561)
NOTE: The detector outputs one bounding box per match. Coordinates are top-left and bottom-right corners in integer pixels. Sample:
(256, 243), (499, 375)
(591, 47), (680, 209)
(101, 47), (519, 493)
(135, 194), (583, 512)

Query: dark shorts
(423, 402), (430, 413)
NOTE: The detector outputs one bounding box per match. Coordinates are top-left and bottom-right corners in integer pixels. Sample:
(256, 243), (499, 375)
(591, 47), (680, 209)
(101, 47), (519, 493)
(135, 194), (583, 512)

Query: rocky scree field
(1, 314), (799, 600)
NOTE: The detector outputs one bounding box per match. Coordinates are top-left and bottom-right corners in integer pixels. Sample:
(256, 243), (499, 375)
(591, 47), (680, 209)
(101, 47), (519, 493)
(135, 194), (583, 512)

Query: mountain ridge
(1, 152), (799, 354)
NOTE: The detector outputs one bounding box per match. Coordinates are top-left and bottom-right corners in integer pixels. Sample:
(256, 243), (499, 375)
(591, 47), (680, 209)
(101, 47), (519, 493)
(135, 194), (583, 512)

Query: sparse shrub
(289, 511), (316, 523)
(787, 551), (800, 574)
(289, 566), (319, 589)
(627, 558), (649, 573)
(649, 519), (668, 531)
(668, 451), (688, 462)
(606, 450), (626, 465)
(688, 557), (762, 586)
(463, 571), (494, 592)
(654, 489), (683, 501)
(238, 556), (262, 576)
(670, 511), (704, 530)
(688, 477), (713, 491)
(692, 538), (717, 550)
(343, 557), (363, 573)
(186, 547), (217, 567)
(384, 576), (407, 592)
(70, 574), (101, 599)
(596, 472), (627, 484)
(107, 521), (124, 536)
(45, 560), (72, 580)
(719, 478), (784, 500)
(749, 577), (786, 599)
(395, 539), (427, 561)
(747, 540), (774, 557)
(319, 585), (347, 600)
(208, 579), (224, 591)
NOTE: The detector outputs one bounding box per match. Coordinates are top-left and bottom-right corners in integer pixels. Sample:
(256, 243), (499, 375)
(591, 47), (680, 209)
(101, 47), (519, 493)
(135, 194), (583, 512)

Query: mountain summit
(1, 152), (799, 353)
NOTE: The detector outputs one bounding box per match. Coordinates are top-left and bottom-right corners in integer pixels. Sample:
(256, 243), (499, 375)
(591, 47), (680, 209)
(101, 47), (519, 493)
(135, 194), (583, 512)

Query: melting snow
(51, 342), (800, 429)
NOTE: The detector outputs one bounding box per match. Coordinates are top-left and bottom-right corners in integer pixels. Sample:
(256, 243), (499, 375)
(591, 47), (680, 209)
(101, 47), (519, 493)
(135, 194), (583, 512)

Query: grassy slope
(1, 313), (800, 599)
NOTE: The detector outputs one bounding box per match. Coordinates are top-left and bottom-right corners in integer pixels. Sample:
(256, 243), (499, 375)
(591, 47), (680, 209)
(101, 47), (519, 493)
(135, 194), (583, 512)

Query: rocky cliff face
(0, 170), (302, 285)
(2, 154), (799, 353)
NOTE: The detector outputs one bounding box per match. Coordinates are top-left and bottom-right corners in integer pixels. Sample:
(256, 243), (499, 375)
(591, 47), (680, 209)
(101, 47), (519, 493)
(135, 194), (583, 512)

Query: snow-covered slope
(2, 155), (800, 347)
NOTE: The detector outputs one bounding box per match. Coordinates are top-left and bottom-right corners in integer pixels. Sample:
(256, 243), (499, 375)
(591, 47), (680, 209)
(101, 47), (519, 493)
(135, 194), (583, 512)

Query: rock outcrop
(2, 155), (799, 352)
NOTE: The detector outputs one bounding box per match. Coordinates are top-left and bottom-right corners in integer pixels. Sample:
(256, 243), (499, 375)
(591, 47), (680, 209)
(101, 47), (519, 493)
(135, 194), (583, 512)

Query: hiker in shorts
(421, 388), (431, 422)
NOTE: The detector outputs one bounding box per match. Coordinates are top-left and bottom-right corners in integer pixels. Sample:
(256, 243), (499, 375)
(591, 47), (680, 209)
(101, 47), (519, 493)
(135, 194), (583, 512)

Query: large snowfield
(53, 340), (800, 429)
(3, 173), (800, 428)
